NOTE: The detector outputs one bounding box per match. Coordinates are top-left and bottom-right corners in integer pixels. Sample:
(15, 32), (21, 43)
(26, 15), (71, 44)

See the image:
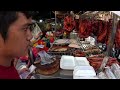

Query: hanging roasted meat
(78, 19), (92, 38)
(63, 15), (75, 32)
(115, 20), (120, 49)
(97, 21), (108, 43)
(104, 19), (112, 45)
(92, 20), (99, 36)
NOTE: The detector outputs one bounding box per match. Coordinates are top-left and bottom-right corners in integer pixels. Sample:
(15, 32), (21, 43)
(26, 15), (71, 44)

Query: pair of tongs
(96, 56), (109, 74)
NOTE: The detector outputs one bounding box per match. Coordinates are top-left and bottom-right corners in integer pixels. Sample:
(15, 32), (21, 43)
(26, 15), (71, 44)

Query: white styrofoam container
(73, 66), (96, 77)
(60, 55), (75, 70)
(73, 76), (98, 79)
(74, 57), (90, 66)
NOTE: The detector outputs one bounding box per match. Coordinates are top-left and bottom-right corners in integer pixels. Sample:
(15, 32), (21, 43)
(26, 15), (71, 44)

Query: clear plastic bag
(97, 71), (108, 79)
(38, 51), (54, 65)
(20, 65), (36, 79)
(104, 66), (116, 79)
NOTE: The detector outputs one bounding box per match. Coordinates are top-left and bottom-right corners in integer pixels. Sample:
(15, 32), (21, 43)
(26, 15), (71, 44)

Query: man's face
(3, 12), (33, 58)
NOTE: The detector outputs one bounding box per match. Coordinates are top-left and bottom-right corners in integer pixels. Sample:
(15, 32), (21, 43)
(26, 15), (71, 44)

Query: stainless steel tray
(33, 69), (73, 79)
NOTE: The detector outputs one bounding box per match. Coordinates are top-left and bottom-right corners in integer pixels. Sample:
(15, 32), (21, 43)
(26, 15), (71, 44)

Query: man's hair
(0, 11), (33, 41)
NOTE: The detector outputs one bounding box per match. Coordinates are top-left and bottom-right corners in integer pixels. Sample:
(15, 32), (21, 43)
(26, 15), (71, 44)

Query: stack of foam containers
(73, 66), (98, 79)
(60, 55), (98, 79)
(60, 55), (76, 70)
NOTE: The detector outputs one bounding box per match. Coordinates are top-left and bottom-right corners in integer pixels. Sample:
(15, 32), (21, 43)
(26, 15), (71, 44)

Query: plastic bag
(20, 65), (36, 79)
(38, 51), (54, 65)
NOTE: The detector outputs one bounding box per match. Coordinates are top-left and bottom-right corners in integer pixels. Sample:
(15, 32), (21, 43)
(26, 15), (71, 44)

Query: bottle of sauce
(63, 31), (67, 39)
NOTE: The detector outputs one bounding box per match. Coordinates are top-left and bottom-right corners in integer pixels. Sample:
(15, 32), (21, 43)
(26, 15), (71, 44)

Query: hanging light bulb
(39, 19), (43, 22)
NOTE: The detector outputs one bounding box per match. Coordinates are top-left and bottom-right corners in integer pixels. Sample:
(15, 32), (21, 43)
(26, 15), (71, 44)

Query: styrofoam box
(73, 66), (96, 77)
(60, 55), (75, 70)
(74, 57), (90, 66)
(73, 76), (99, 79)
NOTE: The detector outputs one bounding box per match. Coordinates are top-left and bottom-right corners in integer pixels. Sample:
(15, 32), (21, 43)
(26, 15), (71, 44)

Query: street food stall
(19, 11), (120, 79)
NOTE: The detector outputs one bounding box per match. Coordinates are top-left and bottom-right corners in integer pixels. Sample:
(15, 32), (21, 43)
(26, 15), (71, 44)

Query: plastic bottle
(63, 32), (67, 39)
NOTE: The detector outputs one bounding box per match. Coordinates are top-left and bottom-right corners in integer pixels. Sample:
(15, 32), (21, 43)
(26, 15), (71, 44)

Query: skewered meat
(73, 50), (85, 57)
(87, 56), (119, 71)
